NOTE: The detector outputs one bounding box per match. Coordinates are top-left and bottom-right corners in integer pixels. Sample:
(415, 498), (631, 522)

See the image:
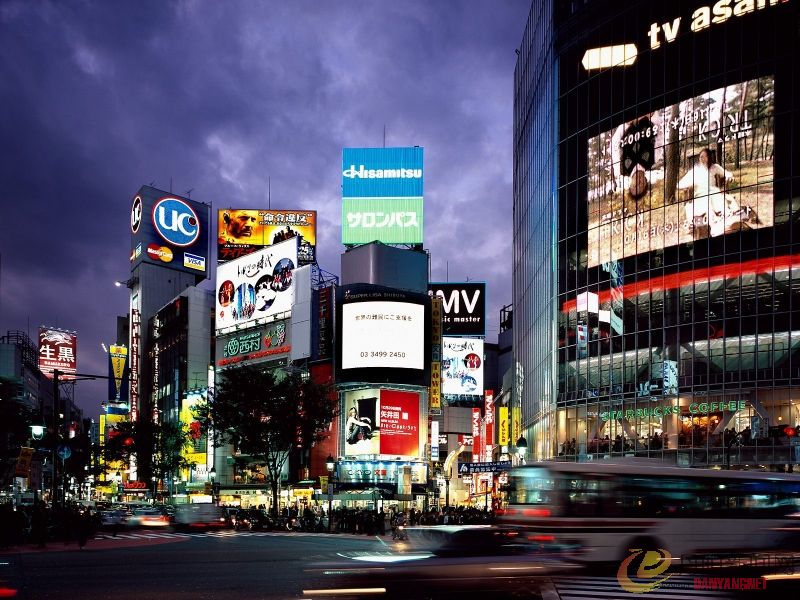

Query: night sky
(0, 0), (530, 414)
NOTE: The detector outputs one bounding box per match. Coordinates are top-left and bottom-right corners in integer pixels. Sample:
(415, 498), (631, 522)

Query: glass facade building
(514, 0), (800, 468)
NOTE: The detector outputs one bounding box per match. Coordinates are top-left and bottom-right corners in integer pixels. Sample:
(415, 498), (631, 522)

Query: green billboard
(342, 197), (424, 244)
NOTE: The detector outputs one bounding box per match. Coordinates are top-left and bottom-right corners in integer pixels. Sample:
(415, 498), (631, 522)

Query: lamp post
(209, 467), (217, 505)
(151, 476), (157, 504)
(516, 435), (528, 464)
(115, 471), (122, 503)
(326, 455), (335, 533)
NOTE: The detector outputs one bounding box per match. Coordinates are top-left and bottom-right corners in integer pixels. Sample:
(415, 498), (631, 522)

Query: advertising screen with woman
(587, 77), (774, 267)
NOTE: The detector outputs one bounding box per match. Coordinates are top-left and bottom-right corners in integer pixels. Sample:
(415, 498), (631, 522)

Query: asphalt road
(1, 530), (796, 600)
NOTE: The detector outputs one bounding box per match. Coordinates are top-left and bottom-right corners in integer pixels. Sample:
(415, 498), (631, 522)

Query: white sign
(442, 337), (484, 396)
(215, 238), (298, 331)
(341, 301), (424, 370)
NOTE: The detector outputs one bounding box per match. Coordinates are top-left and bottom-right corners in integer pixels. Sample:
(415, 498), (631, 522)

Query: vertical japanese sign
(430, 296), (442, 413)
(38, 327), (77, 380)
(498, 406), (509, 446)
(317, 285), (334, 360)
(512, 405), (521, 446)
(484, 390), (494, 462)
(430, 420), (439, 461)
(130, 308), (141, 422)
(472, 408), (482, 463)
(107, 345), (129, 404)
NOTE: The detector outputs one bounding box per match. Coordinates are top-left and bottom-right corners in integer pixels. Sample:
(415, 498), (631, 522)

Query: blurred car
(126, 508), (171, 528)
(236, 508), (273, 531)
(302, 525), (580, 599)
(99, 509), (126, 530)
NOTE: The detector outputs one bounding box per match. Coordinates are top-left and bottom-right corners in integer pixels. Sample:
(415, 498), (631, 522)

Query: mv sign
(428, 282), (486, 337)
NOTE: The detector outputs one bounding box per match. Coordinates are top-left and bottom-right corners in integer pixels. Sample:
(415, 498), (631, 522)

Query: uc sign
(153, 197), (200, 246)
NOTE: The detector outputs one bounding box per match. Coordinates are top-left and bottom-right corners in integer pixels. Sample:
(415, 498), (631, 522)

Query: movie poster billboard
(217, 208), (316, 265)
(38, 327), (77, 380)
(441, 337), (484, 406)
(343, 388), (421, 458)
(587, 77), (774, 268)
(215, 237), (298, 331)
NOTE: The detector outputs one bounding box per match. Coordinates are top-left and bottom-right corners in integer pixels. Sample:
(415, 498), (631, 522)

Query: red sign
(472, 408), (482, 463)
(484, 390), (494, 461)
(38, 327), (77, 380)
(378, 390), (420, 457)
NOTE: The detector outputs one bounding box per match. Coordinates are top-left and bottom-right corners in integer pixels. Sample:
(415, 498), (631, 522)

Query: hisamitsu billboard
(342, 147), (424, 198)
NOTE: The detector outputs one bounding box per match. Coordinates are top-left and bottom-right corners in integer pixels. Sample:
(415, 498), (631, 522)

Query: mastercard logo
(147, 244), (174, 263)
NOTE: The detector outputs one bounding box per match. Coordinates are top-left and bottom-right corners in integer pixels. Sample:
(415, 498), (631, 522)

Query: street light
(516, 436), (528, 464)
(115, 471), (122, 503)
(151, 476), (157, 504)
(326, 454), (335, 533)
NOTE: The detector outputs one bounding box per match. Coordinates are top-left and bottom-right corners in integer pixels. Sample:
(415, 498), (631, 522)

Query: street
(2, 529), (796, 600)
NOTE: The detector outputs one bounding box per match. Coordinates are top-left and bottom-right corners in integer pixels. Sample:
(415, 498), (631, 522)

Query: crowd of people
(0, 501), (96, 550)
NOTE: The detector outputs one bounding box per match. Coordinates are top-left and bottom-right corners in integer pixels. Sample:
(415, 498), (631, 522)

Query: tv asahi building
(513, 0), (800, 468)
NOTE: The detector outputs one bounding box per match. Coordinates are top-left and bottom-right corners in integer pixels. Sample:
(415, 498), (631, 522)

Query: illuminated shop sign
(38, 327), (77, 380)
(336, 460), (428, 485)
(215, 320), (291, 367)
(587, 76), (774, 268)
(601, 400), (748, 421)
(428, 282), (486, 337)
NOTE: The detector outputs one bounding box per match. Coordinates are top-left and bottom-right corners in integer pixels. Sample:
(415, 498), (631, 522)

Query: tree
(102, 419), (194, 500)
(194, 364), (338, 516)
(0, 378), (35, 487)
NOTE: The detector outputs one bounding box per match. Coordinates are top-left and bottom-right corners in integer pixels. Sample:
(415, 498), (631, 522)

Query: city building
(514, 0), (800, 467)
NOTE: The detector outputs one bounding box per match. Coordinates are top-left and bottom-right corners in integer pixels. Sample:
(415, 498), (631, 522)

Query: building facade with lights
(513, 0), (800, 467)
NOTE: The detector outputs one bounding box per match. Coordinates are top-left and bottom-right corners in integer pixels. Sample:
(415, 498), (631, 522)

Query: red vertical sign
(472, 407), (482, 463)
(484, 390), (494, 462)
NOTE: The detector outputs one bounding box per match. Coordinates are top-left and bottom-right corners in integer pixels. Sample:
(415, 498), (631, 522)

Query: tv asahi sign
(428, 282), (486, 337)
(647, 0), (790, 49)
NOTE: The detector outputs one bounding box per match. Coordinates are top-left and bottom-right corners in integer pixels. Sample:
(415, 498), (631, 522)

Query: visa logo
(184, 252), (206, 271)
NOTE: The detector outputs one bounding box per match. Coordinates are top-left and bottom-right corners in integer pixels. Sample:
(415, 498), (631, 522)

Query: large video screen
(335, 283), (431, 387)
(342, 388), (421, 458)
(341, 301), (424, 370)
(587, 77), (774, 268)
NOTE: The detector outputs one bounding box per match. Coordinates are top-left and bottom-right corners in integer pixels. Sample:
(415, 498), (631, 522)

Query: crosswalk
(550, 574), (735, 599)
(93, 529), (326, 541)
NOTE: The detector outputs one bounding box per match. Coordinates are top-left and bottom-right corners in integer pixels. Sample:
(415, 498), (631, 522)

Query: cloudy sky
(0, 0), (530, 414)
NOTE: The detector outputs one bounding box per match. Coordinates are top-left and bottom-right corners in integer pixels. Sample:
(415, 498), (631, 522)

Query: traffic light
(783, 426), (797, 438)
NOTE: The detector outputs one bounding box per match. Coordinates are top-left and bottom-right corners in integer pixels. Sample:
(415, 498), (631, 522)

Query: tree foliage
(102, 419), (194, 493)
(193, 364), (338, 515)
(0, 378), (35, 486)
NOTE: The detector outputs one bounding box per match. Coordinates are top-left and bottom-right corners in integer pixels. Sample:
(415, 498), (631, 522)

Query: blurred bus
(499, 459), (800, 563)
(173, 503), (227, 530)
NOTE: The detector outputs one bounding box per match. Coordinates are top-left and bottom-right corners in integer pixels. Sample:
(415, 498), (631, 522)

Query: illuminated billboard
(428, 282), (486, 337)
(181, 390), (207, 466)
(587, 76), (774, 268)
(341, 147), (424, 245)
(343, 388), (421, 458)
(107, 344), (129, 404)
(342, 197), (423, 244)
(442, 337), (484, 407)
(215, 319), (291, 368)
(335, 283), (431, 386)
(215, 237), (298, 332)
(342, 147), (424, 198)
(217, 209), (316, 265)
(130, 185), (210, 278)
(38, 327), (77, 380)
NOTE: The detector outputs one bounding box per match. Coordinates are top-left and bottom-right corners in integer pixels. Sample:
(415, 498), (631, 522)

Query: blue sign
(457, 461), (512, 474)
(153, 197), (200, 246)
(342, 147), (424, 198)
(57, 445), (72, 461)
(130, 185), (210, 279)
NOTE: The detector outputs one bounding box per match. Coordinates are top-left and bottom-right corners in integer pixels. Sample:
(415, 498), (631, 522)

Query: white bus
(499, 458), (800, 563)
